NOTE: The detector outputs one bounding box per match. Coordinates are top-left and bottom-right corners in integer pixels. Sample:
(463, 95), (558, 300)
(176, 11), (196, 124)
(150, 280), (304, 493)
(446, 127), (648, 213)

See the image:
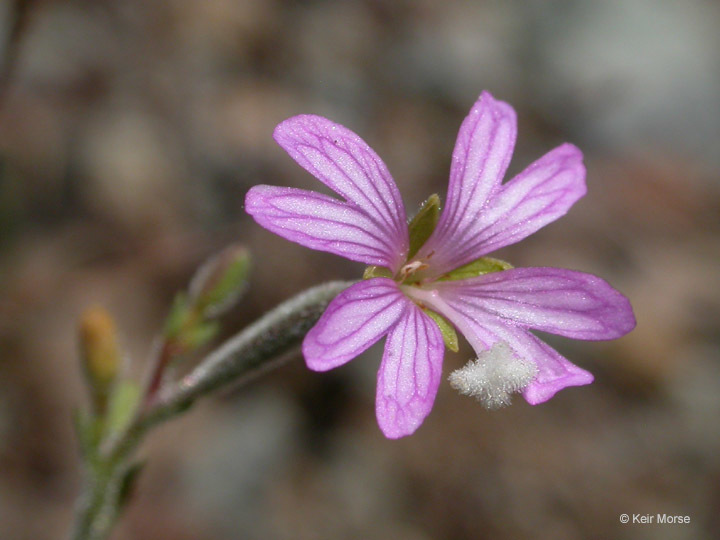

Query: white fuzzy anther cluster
(448, 342), (538, 409)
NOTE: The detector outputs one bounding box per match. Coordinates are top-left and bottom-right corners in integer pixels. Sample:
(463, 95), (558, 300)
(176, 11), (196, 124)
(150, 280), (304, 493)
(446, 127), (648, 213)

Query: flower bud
(189, 244), (251, 318)
(79, 306), (120, 412)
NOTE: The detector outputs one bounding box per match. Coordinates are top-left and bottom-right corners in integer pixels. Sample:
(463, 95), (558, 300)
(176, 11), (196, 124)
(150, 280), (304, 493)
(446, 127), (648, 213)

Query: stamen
(448, 342), (537, 409)
(398, 260), (429, 281)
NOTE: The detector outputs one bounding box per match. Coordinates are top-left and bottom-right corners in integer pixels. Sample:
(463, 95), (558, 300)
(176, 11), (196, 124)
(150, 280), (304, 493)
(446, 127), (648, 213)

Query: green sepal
(422, 308), (459, 353)
(105, 380), (141, 436)
(164, 293), (191, 339)
(407, 194), (441, 259)
(438, 256), (513, 281)
(363, 266), (393, 280)
(179, 320), (220, 350)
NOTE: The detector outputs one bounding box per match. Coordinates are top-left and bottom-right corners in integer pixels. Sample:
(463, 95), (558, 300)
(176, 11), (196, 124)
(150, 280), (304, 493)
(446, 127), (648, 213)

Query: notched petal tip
(475, 90), (516, 115)
(549, 142), (588, 196)
(522, 368), (594, 405)
(244, 184), (269, 214)
(273, 114), (346, 146)
(302, 341), (338, 373)
(603, 288), (637, 338)
(554, 141), (584, 161)
(521, 350), (594, 406)
(376, 400), (428, 439)
(466, 91), (518, 144)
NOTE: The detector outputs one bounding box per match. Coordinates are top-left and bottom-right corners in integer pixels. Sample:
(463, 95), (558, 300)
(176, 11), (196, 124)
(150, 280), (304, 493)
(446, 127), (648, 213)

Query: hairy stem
(71, 281), (352, 540)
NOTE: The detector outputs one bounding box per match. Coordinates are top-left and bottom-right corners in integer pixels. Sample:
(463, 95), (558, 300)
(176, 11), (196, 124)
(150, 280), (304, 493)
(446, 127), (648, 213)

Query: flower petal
(302, 279), (407, 371)
(518, 333), (594, 405)
(408, 286), (593, 404)
(274, 115), (409, 270)
(432, 144), (586, 273)
(434, 267), (636, 340)
(246, 185), (401, 267)
(468, 143), (586, 256)
(415, 91), (516, 272)
(376, 303), (444, 439)
(461, 314), (593, 405)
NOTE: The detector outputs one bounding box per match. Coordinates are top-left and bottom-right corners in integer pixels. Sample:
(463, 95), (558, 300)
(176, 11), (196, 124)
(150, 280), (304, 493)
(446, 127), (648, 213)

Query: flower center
(398, 260), (429, 282)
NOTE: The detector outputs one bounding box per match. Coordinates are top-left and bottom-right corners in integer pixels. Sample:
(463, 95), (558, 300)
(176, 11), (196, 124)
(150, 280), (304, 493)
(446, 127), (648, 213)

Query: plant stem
(71, 281), (353, 540)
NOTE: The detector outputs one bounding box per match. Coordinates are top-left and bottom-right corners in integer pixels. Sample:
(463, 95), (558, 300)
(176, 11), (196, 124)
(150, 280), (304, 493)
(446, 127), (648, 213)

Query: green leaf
(179, 320), (220, 350)
(422, 308), (459, 353)
(164, 293), (191, 339)
(106, 380), (141, 436)
(73, 408), (102, 459)
(407, 194), (441, 259)
(363, 266), (394, 279)
(197, 247), (251, 316)
(438, 256), (513, 281)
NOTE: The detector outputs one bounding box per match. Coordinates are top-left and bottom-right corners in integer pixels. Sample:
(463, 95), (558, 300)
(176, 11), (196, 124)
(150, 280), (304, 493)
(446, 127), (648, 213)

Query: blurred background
(1, 0), (719, 538)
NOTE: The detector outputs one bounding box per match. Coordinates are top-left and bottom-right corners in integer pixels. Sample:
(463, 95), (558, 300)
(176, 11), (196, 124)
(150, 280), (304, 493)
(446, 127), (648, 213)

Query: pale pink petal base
(376, 303), (444, 438)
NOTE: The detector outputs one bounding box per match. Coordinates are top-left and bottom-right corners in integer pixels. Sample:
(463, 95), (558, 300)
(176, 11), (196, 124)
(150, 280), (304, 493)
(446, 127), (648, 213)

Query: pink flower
(245, 91), (635, 439)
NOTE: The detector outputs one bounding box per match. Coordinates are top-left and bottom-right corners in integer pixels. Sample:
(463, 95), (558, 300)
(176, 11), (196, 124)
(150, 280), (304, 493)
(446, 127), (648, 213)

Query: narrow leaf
(193, 246), (251, 317)
(106, 381), (141, 436)
(164, 293), (191, 339)
(73, 408), (102, 459)
(179, 321), (220, 350)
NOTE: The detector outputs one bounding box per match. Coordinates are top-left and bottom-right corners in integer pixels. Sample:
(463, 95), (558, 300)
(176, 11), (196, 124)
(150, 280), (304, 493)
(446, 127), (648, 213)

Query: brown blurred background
(1, 1), (719, 539)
